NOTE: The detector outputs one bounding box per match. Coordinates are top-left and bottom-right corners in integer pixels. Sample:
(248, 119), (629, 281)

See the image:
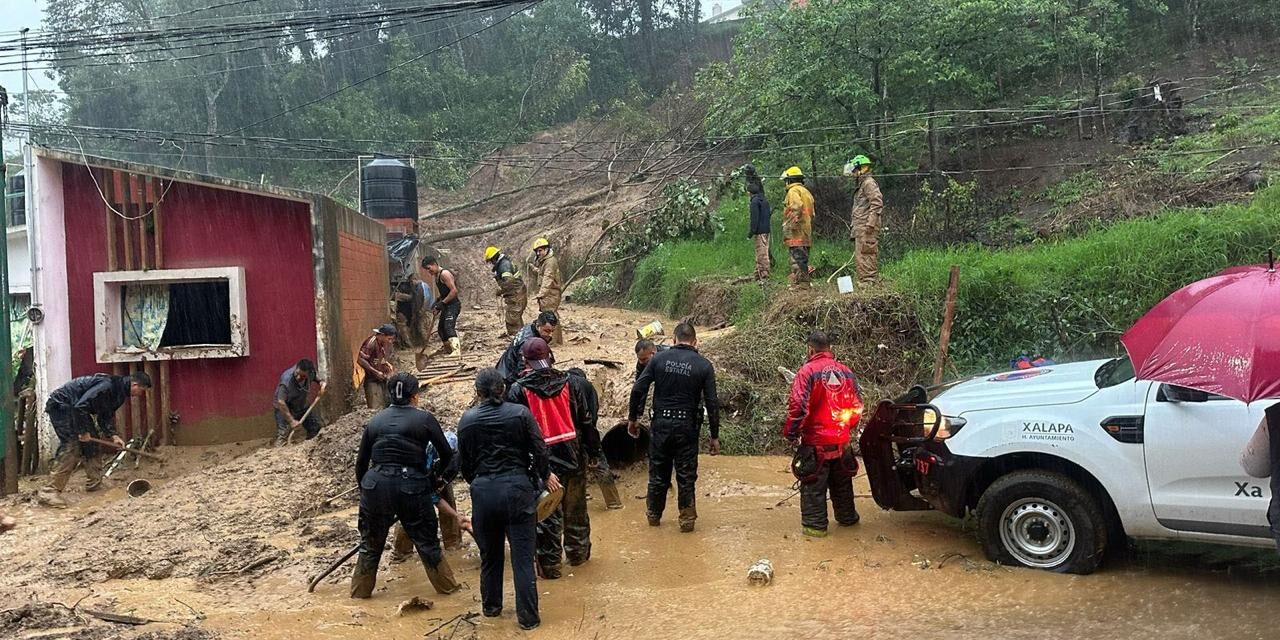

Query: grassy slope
(889, 184), (1280, 373)
(627, 191), (848, 321)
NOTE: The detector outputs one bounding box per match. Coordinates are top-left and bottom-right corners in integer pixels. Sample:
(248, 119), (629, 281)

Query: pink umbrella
(1121, 256), (1280, 403)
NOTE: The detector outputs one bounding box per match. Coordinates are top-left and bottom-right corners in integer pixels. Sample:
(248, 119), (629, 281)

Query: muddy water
(21, 457), (1268, 640)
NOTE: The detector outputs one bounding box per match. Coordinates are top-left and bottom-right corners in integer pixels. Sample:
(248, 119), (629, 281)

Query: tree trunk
(2, 418), (17, 495)
(639, 0), (656, 83)
(872, 58), (885, 158)
(927, 96), (938, 173)
(1188, 0), (1201, 46)
(202, 57), (232, 175)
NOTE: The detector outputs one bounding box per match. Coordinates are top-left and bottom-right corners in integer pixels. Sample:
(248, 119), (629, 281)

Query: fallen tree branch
(82, 609), (153, 626)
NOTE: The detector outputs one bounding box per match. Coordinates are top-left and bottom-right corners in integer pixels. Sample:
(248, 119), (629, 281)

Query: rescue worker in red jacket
(782, 331), (864, 537)
(506, 337), (604, 579)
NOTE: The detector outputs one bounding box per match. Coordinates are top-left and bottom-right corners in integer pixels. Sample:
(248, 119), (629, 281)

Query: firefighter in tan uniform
(485, 246), (527, 337)
(528, 238), (564, 345)
(845, 155), (883, 284)
(780, 166), (815, 290)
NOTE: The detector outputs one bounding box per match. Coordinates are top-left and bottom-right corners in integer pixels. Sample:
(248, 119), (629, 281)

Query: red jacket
(782, 352), (864, 449)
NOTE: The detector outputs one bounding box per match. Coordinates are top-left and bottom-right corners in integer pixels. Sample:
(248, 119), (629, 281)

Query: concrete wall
(312, 196), (388, 419)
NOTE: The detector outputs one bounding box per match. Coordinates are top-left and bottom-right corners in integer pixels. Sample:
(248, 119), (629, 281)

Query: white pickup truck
(859, 356), (1275, 574)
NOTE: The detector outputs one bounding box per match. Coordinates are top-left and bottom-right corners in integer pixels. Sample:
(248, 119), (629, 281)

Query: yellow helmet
(532, 237), (550, 251)
(781, 166), (804, 179)
(484, 246), (500, 261)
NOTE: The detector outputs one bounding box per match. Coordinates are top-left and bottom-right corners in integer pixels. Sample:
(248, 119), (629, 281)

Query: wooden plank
(143, 360), (157, 440)
(104, 169), (117, 271)
(135, 173), (149, 270)
(152, 177), (165, 269)
(932, 265), (961, 386)
(112, 363), (126, 437)
(160, 361), (172, 446)
(128, 362), (142, 441)
(121, 174), (135, 270)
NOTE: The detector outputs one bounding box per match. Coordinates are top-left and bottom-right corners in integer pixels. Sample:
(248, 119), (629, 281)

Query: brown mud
(3, 302), (1280, 639)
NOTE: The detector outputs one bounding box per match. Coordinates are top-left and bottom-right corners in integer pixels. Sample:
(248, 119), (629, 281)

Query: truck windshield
(1094, 357), (1135, 388)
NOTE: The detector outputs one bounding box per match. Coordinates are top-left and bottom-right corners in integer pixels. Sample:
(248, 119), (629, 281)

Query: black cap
(376, 323), (397, 336)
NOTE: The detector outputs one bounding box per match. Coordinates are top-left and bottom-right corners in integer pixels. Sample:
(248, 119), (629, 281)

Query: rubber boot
(349, 556), (379, 599)
(37, 488), (67, 509)
(423, 555), (462, 595)
(678, 507), (697, 533)
(448, 337), (461, 356)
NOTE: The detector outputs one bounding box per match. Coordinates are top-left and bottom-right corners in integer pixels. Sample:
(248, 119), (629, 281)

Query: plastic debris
(747, 558), (774, 585)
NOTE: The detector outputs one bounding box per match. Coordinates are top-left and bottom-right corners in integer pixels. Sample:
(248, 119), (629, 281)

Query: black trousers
(471, 473), (539, 627)
(538, 471), (590, 569)
(800, 457), (859, 530)
(647, 418), (699, 520)
(438, 301), (462, 341)
(357, 466), (444, 572)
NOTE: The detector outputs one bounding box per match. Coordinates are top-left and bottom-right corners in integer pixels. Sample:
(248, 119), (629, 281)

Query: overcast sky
(0, 0), (44, 100)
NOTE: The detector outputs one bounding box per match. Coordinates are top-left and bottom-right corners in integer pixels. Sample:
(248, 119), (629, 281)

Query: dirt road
(3, 303), (1280, 639)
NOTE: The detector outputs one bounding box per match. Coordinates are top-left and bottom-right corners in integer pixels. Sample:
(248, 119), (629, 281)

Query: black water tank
(360, 158), (418, 220)
(6, 171), (24, 227)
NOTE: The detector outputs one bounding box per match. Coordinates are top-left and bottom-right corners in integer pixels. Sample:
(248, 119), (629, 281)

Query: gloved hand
(432, 301), (444, 312)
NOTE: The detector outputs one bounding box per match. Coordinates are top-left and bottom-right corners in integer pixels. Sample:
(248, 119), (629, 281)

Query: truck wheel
(976, 470), (1108, 574)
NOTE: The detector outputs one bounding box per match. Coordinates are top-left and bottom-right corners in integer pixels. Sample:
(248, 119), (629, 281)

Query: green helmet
(843, 155), (872, 176)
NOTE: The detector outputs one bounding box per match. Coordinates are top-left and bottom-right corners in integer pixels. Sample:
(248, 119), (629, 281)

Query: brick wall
(338, 231), (390, 387)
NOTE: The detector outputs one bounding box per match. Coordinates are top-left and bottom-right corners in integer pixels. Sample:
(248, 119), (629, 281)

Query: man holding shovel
(274, 359), (325, 447)
(38, 371), (151, 507)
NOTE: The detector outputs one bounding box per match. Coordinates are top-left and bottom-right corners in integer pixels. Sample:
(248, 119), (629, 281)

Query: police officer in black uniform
(351, 372), (462, 599)
(628, 322), (721, 533)
(458, 368), (558, 631)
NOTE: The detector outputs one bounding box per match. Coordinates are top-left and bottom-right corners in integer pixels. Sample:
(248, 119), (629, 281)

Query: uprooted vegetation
(706, 290), (930, 455)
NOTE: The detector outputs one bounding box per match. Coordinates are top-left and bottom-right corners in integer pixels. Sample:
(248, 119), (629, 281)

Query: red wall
(338, 231), (390, 382)
(61, 168), (317, 443)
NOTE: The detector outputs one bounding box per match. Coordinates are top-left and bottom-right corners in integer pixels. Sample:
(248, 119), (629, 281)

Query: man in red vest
(782, 331), (865, 537)
(506, 337), (604, 579)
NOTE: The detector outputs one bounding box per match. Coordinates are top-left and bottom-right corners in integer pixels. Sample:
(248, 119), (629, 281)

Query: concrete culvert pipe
(601, 422), (649, 468)
(126, 479), (151, 498)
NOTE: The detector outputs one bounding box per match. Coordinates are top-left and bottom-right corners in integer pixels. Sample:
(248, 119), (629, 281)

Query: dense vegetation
(30, 0), (721, 193)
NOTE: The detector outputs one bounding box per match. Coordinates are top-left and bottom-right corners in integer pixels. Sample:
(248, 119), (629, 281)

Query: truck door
(1143, 383), (1270, 537)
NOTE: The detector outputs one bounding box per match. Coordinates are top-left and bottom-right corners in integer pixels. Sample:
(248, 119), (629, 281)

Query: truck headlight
(921, 409), (967, 439)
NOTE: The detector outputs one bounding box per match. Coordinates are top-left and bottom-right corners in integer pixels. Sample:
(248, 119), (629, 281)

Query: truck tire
(976, 470), (1108, 574)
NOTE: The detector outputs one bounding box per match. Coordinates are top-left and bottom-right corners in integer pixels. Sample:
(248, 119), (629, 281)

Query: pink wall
(60, 166), (317, 443)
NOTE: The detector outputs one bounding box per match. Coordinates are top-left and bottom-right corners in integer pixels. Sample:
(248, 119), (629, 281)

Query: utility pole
(20, 28), (30, 131)
(0, 84), (15, 494)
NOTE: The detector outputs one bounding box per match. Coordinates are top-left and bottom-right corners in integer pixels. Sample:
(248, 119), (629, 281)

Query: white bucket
(837, 276), (855, 294)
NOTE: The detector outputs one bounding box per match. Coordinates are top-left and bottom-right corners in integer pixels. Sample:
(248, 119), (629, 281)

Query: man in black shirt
(458, 368), (558, 631)
(272, 359), (324, 447)
(351, 373), (461, 599)
(495, 311), (560, 382)
(633, 339), (669, 381)
(628, 322), (721, 532)
(39, 372), (151, 507)
(422, 255), (463, 356)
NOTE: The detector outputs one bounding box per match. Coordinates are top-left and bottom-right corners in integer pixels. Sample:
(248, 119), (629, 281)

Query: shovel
(286, 385), (327, 445)
(84, 437), (165, 461)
